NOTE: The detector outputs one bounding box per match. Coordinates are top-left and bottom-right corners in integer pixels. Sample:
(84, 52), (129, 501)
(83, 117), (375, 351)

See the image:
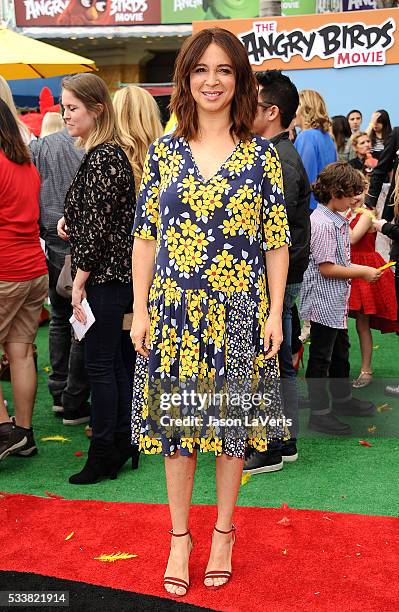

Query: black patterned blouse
(64, 142), (136, 285)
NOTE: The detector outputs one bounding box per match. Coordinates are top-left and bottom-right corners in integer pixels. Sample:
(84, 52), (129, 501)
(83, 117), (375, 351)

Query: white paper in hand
(69, 298), (95, 341)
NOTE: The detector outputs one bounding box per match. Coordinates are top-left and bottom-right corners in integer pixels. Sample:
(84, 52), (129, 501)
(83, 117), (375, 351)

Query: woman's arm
(264, 245), (289, 359)
(130, 238), (156, 357)
(349, 212), (372, 245)
(374, 218), (399, 243)
(71, 268), (91, 324)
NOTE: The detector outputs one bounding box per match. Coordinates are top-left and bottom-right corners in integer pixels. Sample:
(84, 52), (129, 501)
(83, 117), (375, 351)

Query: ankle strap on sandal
(214, 524), (235, 535)
(168, 529), (190, 537)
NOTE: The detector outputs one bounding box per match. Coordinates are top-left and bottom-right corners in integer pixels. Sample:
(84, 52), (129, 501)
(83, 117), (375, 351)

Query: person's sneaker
(10, 423), (38, 457)
(0, 421), (27, 461)
(243, 448), (283, 474)
(52, 395), (64, 415)
(332, 397), (375, 417)
(308, 413), (353, 436)
(281, 439), (298, 462)
(63, 403), (91, 426)
(385, 384), (399, 397)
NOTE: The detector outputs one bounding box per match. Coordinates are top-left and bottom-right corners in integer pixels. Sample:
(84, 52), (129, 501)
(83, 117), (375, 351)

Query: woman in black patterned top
(57, 73), (138, 484)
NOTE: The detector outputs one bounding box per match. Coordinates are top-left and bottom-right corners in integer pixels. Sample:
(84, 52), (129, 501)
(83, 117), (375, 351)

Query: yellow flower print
(180, 219), (198, 238)
(203, 191), (223, 211)
(213, 177), (231, 195)
(182, 329), (196, 349)
(235, 260), (251, 278)
(233, 276), (250, 292)
(205, 263), (221, 284)
(220, 267), (236, 288)
(192, 231), (209, 250)
(140, 157), (152, 188)
(236, 185), (254, 200)
(181, 438), (194, 453)
(185, 249), (204, 268)
(181, 190), (198, 206)
(154, 140), (168, 159)
(227, 195), (242, 216)
(181, 174), (197, 191)
(135, 226), (154, 240)
(216, 250), (234, 269)
(222, 217), (239, 236)
(269, 203), (287, 222)
(160, 354), (171, 374)
(145, 197), (158, 225)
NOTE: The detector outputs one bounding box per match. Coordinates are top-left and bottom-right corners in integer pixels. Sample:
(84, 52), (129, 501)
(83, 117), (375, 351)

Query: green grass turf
(1, 318), (398, 517)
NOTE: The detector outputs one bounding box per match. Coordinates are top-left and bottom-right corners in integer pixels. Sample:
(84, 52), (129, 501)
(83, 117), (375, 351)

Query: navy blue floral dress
(131, 134), (290, 458)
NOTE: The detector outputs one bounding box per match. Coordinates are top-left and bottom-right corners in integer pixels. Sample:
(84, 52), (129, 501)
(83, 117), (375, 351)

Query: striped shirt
(299, 204), (351, 329)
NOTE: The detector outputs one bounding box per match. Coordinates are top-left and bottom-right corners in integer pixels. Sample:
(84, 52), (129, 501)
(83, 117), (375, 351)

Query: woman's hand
(71, 282), (87, 324)
(372, 218), (387, 233)
(131, 310), (151, 357)
(369, 111), (381, 129)
(57, 216), (69, 241)
(263, 312), (283, 359)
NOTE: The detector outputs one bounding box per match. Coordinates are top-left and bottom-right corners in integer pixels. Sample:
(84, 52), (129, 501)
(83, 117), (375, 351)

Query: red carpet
(1, 493), (398, 612)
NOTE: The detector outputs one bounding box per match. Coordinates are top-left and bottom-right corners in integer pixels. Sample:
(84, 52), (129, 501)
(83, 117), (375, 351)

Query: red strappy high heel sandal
(163, 529), (192, 598)
(204, 524), (236, 590)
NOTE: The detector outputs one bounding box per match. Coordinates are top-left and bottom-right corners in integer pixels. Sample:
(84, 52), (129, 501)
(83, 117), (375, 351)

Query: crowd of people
(1, 26), (399, 596)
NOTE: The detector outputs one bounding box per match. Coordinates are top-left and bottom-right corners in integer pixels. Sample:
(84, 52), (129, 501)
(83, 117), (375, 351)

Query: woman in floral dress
(131, 28), (290, 596)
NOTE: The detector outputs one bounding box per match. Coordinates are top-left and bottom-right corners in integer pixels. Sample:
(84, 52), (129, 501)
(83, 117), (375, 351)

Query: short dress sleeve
(132, 140), (161, 241)
(261, 143), (291, 252)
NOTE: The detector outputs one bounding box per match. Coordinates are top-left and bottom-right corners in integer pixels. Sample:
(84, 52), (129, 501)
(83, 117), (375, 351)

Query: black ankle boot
(69, 439), (121, 485)
(114, 432), (140, 472)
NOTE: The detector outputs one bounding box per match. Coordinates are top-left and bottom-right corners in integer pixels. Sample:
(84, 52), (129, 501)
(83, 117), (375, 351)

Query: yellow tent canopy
(0, 26), (96, 79)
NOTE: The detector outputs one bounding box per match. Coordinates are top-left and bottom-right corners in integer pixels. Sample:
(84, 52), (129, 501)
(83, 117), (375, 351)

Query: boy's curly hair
(313, 162), (365, 205)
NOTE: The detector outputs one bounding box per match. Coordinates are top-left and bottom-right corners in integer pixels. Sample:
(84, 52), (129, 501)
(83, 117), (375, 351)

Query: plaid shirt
(30, 129), (84, 269)
(299, 204), (351, 329)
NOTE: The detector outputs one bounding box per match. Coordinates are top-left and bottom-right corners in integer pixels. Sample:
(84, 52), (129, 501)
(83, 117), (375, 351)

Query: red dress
(349, 213), (398, 332)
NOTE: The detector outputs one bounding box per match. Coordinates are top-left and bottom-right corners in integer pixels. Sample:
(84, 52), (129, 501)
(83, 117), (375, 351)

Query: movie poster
(14, 0), (161, 27)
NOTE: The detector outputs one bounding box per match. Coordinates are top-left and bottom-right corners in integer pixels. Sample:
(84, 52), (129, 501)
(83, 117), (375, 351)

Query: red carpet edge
(1, 493), (398, 612)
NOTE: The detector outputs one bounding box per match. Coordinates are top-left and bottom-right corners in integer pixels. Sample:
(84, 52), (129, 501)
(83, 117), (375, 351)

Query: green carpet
(1, 319), (398, 517)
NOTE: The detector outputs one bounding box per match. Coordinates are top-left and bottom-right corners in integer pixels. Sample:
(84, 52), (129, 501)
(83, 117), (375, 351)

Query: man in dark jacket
(244, 70), (311, 475)
(30, 129), (90, 425)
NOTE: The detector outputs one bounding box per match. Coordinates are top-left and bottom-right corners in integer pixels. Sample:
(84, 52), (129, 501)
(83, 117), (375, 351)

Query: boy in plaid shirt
(300, 162), (380, 435)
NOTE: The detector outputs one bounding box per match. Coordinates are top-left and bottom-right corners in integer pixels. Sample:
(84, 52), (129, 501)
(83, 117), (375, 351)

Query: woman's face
(61, 89), (97, 140)
(375, 121), (383, 133)
(189, 42), (236, 116)
(355, 135), (371, 157)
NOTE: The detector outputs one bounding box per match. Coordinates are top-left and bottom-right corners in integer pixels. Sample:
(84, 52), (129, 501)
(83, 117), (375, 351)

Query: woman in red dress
(347, 187), (398, 388)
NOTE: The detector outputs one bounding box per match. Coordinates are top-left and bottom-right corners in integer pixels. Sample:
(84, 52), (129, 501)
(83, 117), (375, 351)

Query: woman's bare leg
(355, 313), (373, 374)
(164, 450), (197, 595)
(204, 453), (244, 587)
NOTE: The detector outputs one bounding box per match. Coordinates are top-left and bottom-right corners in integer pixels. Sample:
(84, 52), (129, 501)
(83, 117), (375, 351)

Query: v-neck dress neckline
(183, 138), (241, 183)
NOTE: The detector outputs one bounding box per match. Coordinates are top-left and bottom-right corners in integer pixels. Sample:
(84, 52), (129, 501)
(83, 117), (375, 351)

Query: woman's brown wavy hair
(170, 28), (257, 142)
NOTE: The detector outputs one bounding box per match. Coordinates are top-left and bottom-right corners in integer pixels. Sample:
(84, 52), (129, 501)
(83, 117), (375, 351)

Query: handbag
(56, 255), (73, 299)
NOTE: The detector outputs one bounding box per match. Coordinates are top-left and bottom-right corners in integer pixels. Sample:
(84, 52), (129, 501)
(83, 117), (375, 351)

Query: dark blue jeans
(47, 259), (90, 411)
(278, 283), (301, 440)
(85, 281), (135, 443)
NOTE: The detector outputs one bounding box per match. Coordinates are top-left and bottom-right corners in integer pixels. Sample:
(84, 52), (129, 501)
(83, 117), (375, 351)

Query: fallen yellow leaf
(368, 425), (377, 433)
(376, 403), (392, 413)
(41, 436), (71, 442)
(95, 552), (138, 562)
(241, 472), (251, 486)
